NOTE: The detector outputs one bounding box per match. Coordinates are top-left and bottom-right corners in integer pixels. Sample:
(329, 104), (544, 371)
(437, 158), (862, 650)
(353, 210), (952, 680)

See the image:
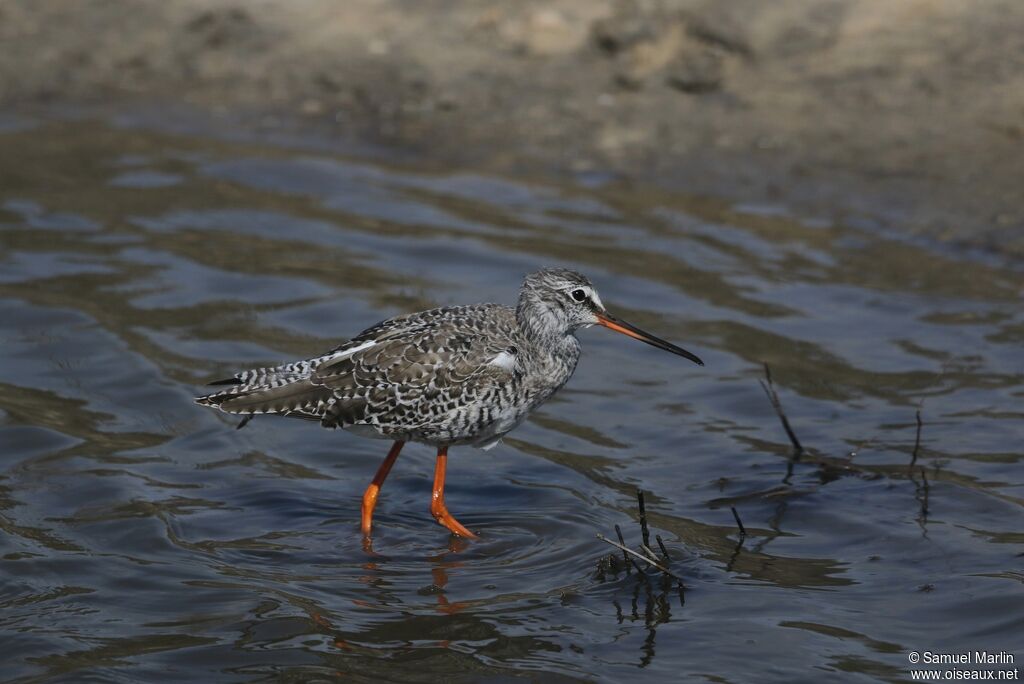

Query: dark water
(1, 117), (1022, 683)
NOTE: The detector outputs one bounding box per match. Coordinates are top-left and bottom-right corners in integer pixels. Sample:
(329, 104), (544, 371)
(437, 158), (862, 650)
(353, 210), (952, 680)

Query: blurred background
(1, 2), (1022, 683)
(4, 0), (1024, 253)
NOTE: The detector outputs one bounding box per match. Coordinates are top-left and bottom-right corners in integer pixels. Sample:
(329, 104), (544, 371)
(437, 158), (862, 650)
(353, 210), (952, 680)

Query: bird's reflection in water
(427, 537), (471, 616)
(358, 535), (471, 619)
(356, 539), (390, 597)
(314, 536), (475, 653)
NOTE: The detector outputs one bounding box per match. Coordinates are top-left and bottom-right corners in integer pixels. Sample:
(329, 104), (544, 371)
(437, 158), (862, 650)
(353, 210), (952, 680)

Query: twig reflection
(597, 490), (685, 667)
(608, 567), (675, 668)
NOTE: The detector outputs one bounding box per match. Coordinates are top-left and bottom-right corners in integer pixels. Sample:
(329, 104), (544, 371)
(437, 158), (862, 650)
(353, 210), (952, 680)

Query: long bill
(595, 312), (704, 366)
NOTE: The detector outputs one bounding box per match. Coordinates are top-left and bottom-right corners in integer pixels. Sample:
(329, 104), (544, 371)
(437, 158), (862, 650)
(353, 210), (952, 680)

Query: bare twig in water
(636, 489), (652, 550)
(635, 491), (661, 562)
(640, 544), (661, 563)
(655, 535), (672, 563)
(598, 491), (686, 606)
(725, 506), (749, 573)
(759, 363), (804, 456)
(596, 534), (683, 582)
(725, 506), (749, 572)
(910, 409), (923, 470)
(614, 524), (638, 573)
(730, 507), (747, 540)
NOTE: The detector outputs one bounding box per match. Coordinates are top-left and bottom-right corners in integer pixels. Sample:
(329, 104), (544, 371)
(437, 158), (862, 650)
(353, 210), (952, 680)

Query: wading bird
(196, 268), (703, 539)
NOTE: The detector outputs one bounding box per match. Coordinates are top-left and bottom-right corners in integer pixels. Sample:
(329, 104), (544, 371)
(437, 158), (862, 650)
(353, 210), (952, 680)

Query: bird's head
(517, 268), (704, 365)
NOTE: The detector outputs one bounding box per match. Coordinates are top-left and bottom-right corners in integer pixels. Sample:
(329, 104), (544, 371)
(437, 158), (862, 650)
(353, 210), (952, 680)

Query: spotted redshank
(196, 268), (703, 539)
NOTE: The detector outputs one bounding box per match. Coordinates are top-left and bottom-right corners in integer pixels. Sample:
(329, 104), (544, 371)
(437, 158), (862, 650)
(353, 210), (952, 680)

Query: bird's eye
(570, 288), (587, 303)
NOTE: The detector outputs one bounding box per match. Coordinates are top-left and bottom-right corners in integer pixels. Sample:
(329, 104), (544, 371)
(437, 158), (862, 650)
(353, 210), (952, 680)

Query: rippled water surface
(1, 117), (1022, 683)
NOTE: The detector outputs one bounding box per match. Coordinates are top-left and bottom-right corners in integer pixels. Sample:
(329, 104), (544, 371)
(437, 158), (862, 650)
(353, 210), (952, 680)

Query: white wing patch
(488, 350), (517, 371)
(324, 340), (377, 362)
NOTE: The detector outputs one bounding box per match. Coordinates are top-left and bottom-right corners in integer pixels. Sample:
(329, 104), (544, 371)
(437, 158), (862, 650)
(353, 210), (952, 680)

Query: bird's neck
(515, 296), (579, 359)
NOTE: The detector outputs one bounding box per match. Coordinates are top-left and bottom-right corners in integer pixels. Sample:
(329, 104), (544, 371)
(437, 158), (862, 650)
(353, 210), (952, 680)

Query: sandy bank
(3, 0), (1023, 257)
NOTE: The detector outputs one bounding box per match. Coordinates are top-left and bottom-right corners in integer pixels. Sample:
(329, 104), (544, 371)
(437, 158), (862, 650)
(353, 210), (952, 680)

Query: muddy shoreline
(4, 0), (1023, 258)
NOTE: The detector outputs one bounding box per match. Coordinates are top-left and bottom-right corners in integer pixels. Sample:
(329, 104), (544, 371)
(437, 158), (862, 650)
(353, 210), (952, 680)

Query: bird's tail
(195, 370), (332, 419)
(195, 344), (368, 423)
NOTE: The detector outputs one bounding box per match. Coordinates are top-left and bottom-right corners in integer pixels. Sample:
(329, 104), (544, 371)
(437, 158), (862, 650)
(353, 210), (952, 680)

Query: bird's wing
(312, 306), (519, 430)
(195, 304), (518, 429)
(203, 335), (383, 389)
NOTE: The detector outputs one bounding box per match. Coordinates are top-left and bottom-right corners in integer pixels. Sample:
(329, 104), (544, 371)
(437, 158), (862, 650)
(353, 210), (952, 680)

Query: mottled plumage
(196, 268), (702, 538)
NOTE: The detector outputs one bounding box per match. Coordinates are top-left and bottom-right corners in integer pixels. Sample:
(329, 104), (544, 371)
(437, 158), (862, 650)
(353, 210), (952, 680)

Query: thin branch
(636, 489), (652, 550)
(596, 534), (683, 582)
(640, 544), (660, 562)
(655, 535), (672, 563)
(725, 507), (748, 573)
(614, 524), (638, 573)
(730, 506), (747, 540)
(759, 363), (804, 456)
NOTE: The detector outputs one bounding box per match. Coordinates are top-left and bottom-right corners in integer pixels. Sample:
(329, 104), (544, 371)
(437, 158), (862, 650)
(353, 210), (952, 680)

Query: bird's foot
(430, 501), (478, 539)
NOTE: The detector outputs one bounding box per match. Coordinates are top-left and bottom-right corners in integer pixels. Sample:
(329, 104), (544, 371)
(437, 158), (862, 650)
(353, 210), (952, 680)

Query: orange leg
(430, 446), (478, 539)
(361, 440), (404, 537)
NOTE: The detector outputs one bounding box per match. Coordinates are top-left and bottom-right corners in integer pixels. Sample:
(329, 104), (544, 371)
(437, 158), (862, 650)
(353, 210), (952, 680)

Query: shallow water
(1, 117), (1022, 683)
